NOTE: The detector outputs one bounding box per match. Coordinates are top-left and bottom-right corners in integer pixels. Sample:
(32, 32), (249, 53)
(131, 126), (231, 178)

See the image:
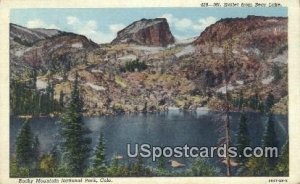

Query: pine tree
(142, 102), (147, 113)
(249, 93), (259, 110)
(31, 70), (37, 89)
(31, 90), (40, 116)
(265, 93), (275, 113)
(106, 154), (120, 176)
(187, 157), (218, 176)
(32, 136), (40, 163)
(155, 156), (168, 176)
(45, 81), (51, 114)
(31, 135), (40, 176)
(132, 155), (144, 176)
(93, 132), (106, 175)
(40, 146), (59, 177)
(59, 90), (64, 111)
(236, 113), (250, 164)
(39, 154), (57, 177)
(45, 80), (54, 114)
(16, 120), (33, 168)
(238, 90), (244, 110)
(262, 113), (278, 167)
(59, 72), (91, 176)
(50, 84), (54, 113)
(243, 157), (270, 176)
(157, 155), (166, 170)
(276, 140), (288, 175)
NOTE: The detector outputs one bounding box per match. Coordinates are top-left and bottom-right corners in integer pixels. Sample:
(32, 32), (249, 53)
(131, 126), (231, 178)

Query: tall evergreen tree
(236, 113), (250, 164)
(265, 93), (275, 113)
(50, 84), (55, 112)
(106, 155), (121, 176)
(32, 136), (40, 163)
(59, 72), (91, 176)
(31, 135), (40, 176)
(59, 90), (64, 111)
(93, 132), (106, 174)
(44, 82), (50, 114)
(16, 120), (33, 168)
(45, 80), (54, 114)
(238, 90), (244, 110)
(262, 113), (278, 166)
(249, 93), (259, 110)
(31, 91), (40, 116)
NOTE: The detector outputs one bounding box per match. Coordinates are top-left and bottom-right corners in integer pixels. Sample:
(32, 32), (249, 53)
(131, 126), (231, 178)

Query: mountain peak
(111, 18), (175, 47)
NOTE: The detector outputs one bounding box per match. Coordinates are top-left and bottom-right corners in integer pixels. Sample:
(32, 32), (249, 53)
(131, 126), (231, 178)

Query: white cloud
(67, 16), (80, 25)
(24, 18), (121, 43)
(79, 20), (97, 34)
(175, 18), (193, 31)
(160, 13), (175, 24)
(109, 24), (125, 34)
(192, 16), (217, 31)
(66, 17), (124, 43)
(76, 20), (102, 42)
(66, 18), (99, 41)
(160, 14), (217, 33)
(26, 19), (59, 29)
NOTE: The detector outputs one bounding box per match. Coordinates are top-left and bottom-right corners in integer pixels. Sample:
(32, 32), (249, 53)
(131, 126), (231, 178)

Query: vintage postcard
(0, 0), (299, 183)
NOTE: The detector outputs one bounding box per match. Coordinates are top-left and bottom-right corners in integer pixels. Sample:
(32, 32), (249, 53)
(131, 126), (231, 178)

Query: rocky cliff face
(191, 15), (287, 107)
(111, 18), (175, 47)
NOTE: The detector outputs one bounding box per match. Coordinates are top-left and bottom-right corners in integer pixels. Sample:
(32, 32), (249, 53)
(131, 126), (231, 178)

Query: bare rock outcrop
(111, 18), (175, 47)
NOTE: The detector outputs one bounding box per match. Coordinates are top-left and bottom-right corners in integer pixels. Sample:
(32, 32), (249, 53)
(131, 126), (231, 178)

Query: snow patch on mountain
(262, 76), (274, 85)
(33, 28), (61, 37)
(86, 83), (106, 91)
(72, 42), (83, 48)
(36, 79), (47, 90)
(131, 45), (164, 54)
(175, 45), (195, 57)
(118, 54), (137, 61)
(175, 37), (197, 45)
(217, 84), (235, 94)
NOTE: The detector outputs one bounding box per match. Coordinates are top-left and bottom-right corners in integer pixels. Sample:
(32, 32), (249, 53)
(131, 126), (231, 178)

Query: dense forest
(10, 70), (64, 117)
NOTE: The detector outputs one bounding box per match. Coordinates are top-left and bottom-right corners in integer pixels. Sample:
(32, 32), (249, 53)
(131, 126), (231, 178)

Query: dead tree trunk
(223, 40), (233, 176)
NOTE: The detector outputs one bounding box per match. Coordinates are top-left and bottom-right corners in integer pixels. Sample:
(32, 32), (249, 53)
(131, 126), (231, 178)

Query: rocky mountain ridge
(10, 15), (288, 116)
(194, 16), (287, 44)
(10, 23), (62, 46)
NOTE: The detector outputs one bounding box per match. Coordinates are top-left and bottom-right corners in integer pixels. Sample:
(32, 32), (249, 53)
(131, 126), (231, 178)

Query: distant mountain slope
(10, 23), (99, 76)
(10, 23), (62, 46)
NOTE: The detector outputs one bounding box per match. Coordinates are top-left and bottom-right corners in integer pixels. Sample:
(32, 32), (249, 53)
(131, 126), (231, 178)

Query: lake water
(10, 110), (288, 171)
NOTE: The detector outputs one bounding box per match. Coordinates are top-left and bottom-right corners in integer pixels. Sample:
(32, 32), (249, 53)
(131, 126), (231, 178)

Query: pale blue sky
(11, 8), (287, 43)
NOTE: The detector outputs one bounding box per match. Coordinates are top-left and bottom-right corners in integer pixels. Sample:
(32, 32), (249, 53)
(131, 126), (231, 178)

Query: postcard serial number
(268, 179), (288, 183)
